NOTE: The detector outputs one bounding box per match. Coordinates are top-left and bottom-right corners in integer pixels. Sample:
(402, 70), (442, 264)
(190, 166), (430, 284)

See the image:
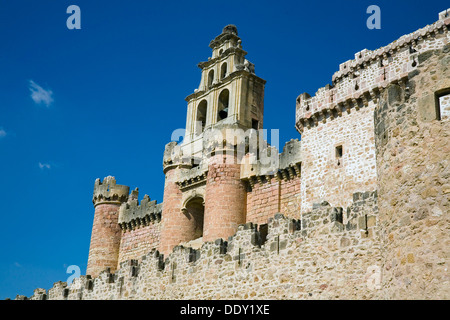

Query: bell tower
(182, 24), (266, 155)
(160, 25), (266, 255)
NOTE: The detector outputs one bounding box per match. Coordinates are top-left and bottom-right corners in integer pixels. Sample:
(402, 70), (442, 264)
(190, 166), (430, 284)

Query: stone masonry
(18, 10), (450, 300)
(27, 192), (381, 300)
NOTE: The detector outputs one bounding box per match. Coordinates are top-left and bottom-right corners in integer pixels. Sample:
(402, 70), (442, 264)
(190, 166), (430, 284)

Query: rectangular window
(336, 145), (343, 166)
(436, 90), (450, 121)
(336, 145), (343, 158)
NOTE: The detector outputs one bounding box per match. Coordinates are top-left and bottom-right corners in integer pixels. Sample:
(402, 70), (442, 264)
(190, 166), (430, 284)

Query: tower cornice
(197, 47), (247, 70)
(209, 25), (240, 49)
(185, 69), (266, 102)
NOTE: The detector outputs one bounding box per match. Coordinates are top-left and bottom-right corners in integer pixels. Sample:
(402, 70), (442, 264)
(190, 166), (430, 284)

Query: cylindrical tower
(203, 147), (247, 242)
(159, 142), (197, 256)
(86, 176), (129, 277)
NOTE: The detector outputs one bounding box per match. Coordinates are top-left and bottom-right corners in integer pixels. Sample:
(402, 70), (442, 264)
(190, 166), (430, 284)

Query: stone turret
(160, 141), (196, 255)
(87, 176), (130, 277)
(92, 176), (129, 206)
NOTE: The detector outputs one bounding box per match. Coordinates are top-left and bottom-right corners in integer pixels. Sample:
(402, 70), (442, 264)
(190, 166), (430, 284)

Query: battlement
(241, 139), (301, 189)
(118, 189), (162, 232)
(176, 161), (208, 191)
(165, 128), (302, 187)
(25, 190), (380, 300)
(92, 176), (130, 206)
(295, 10), (450, 132)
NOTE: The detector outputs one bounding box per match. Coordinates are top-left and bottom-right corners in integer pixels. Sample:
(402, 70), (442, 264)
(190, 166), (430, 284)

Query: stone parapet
(93, 176), (130, 207)
(30, 191), (382, 300)
(295, 11), (450, 133)
(241, 139), (301, 189)
(118, 191), (162, 232)
(175, 162), (208, 191)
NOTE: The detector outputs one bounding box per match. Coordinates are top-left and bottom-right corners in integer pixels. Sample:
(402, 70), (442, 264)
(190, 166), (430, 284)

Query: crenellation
(47, 281), (67, 300)
(227, 223), (263, 258)
(439, 9), (449, 20)
(118, 191), (162, 231)
(296, 13), (449, 133)
(267, 213), (301, 241)
(66, 275), (92, 300)
(29, 288), (47, 300)
(92, 176), (130, 206)
(24, 192), (385, 300)
(141, 249), (166, 272)
(176, 162), (209, 190)
(241, 139), (301, 183)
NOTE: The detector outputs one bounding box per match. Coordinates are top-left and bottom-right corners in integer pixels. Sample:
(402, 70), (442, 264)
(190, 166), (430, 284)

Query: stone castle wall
(374, 44), (450, 299)
(299, 102), (377, 213)
(295, 13), (449, 127)
(24, 192), (383, 300)
(93, 169), (303, 270)
(295, 11), (449, 214)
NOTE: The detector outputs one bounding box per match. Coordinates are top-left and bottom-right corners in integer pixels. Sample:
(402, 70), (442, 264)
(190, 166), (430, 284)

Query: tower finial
(222, 24), (238, 35)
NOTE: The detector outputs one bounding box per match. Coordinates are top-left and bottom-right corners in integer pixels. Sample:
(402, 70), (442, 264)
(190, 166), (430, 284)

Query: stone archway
(183, 196), (205, 240)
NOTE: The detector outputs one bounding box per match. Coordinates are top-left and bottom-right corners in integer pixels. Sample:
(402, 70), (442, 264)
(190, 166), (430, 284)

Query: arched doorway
(183, 197), (204, 240)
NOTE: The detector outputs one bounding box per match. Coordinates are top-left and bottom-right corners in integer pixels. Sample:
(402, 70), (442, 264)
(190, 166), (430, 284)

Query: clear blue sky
(0, 0), (447, 299)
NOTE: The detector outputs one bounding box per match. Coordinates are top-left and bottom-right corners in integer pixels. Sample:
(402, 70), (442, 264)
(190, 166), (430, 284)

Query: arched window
(207, 69), (214, 88)
(217, 89), (229, 121)
(196, 100), (207, 132)
(220, 62), (227, 79)
(184, 197), (204, 239)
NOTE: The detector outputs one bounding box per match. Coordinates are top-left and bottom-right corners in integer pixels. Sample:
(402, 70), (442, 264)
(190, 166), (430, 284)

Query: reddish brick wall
(246, 176), (301, 225)
(86, 203), (122, 277)
(280, 176), (301, 219)
(203, 153), (246, 242)
(246, 178), (280, 225)
(118, 222), (161, 264)
(160, 167), (198, 255)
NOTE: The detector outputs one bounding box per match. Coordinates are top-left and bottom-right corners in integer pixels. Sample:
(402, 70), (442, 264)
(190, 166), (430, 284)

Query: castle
(19, 9), (449, 300)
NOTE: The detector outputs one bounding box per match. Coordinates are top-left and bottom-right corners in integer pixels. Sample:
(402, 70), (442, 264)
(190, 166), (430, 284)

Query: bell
(219, 108), (228, 119)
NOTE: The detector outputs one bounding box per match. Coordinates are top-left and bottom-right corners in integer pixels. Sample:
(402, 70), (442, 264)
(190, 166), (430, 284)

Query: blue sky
(0, 0), (447, 299)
